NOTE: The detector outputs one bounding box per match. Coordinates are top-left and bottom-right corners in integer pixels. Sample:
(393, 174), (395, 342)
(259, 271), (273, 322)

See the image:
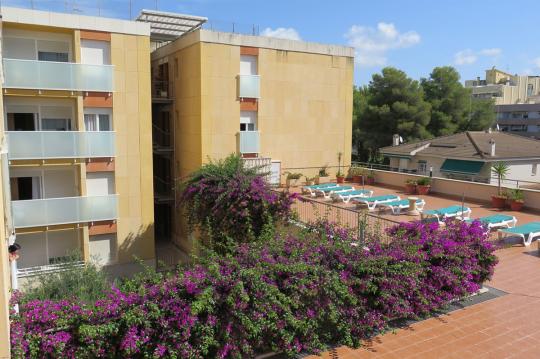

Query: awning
(440, 159), (484, 175)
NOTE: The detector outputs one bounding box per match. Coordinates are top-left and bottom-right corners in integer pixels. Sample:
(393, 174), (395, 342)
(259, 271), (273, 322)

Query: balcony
(237, 131), (260, 154)
(6, 131), (115, 160)
(2, 59), (114, 92)
(12, 195), (118, 228)
(237, 74), (260, 98)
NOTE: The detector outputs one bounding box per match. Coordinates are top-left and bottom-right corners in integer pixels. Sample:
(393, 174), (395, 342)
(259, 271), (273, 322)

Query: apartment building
(142, 12), (354, 252)
(465, 67), (540, 105)
(495, 103), (540, 139)
(0, 7), (155, 284)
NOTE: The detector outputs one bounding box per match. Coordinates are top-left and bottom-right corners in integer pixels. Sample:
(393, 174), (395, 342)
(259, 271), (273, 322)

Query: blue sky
(6, 0), (540, 85)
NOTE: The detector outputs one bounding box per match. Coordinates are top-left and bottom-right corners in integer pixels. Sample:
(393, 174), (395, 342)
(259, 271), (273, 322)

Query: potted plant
(405, 179), (417, 194)
(366, 170), (375, 185)
(305, 176), (317, 186)
(416, 177), (432, 195)
(348, 166), (366, 183)
(491, 162), (509, 209)
(509, 188), (524, 211)
(336, 151), (345, 183)
(284, 172), (302, 188)
(317, 165), (329, 184)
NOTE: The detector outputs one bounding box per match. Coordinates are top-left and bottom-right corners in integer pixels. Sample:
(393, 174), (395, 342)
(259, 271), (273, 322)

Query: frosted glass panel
(238, 131), (260, 153)
(238, 75), (260, 98)
(6, 131), (115, 160)
(12, 195), (118, 228)
(3, 59), (114, 92)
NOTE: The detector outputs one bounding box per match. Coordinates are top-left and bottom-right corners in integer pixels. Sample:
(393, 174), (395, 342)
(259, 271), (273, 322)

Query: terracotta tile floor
(291, 183), (540, 358)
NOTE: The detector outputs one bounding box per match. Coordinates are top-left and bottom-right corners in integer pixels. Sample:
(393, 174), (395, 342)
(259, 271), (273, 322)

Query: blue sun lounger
(353, 194), (401, 211)
(331, 189), (374, 203)
(422, 205), (471, 223)
(379, 198), (426, 215)
(466, 214), (517, 230)
(302, 183), (338, 196)
(498, 221), (540, 246)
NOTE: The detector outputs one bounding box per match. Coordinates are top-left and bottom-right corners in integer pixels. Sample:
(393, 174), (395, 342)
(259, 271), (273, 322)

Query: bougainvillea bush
(180, 154), (297, 254)
(11, 219), (497, 358)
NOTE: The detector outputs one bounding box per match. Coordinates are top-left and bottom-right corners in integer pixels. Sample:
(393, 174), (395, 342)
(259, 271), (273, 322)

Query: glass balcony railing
(3, 58), (114, 92)
(238, 74), (260, 98)
(6, 131), (115, 160)
(238, 131), (260, 153)
(12, 195), (118, 228)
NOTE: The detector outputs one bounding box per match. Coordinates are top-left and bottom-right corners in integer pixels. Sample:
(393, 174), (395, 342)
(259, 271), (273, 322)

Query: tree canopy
(353, 66), (496, 161)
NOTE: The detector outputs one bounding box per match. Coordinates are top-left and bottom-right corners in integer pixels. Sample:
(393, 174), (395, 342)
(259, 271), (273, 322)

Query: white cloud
(479, 48), (502, 57)
(344, 22), (420, 67)
(454, 48), (502, 66)
(454, 49), (478, 65)
(260, 27), (301, 41)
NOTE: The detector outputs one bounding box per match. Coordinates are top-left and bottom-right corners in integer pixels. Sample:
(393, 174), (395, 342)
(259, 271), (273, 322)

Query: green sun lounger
(353, 194), (400, 211)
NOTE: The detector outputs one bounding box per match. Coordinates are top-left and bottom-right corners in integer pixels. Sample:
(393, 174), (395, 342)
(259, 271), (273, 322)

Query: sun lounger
(498, 222), (540, 246)
(466, 214), (517, 230)
(331, 189), (374, 203)
(422, 205), (471, 223)
(317, 185), (355, 200)
(353, 194), (401, 211)
(379, 198), (426, 215)
(302, 183), (338, 196)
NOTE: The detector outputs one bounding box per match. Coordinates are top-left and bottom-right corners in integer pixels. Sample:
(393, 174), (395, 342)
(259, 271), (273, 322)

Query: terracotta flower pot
(352, 175), (363, 183)
(336, 176), (345, 184)
(510, 200), (524, 211)
(491, 195), (506, 209)
(405, 183), (417, 194)
(417, 185), (431, 195)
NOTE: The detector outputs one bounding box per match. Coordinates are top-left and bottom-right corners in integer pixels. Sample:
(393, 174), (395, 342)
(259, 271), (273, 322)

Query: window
(81, 40), (110, 65)
(38, 51), (68, 62)
(84, 111), (111, 131)
(240, 111), (257, 131)
(418, 161), (427, 174)
(41, 118), (71, 131)
(240, 55), (257, 75)
(527, 84), (534, 97)
(533, 164), (538, 176)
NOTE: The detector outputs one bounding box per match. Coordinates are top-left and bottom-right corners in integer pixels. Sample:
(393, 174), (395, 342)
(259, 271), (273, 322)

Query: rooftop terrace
(282, 179), (540, 358)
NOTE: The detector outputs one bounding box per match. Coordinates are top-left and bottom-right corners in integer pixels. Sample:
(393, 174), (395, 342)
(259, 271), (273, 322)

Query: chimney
(392, 134), (400, 146)
(489, 138), (496, 157)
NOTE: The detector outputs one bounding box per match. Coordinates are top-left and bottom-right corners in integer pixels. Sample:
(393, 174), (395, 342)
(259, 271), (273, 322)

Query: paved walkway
(298, 183), (540, 358)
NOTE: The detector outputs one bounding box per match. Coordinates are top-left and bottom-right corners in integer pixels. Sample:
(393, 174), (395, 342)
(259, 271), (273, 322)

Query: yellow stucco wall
(198, 43), (353, 178)
(111, 33), (155, 263)
(158, 39), (353, 251)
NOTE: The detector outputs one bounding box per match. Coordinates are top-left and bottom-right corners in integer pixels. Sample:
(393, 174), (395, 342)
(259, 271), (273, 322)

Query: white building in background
(465, 67), (540, 105)
(496, 103), (540, 139)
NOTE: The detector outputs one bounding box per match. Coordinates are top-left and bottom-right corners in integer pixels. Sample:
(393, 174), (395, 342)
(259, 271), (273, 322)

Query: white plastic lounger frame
(354, 196), (401, 211)
(319, 186), (355, 200)
(498, 223), (540, 246)
(332, 190), (374, 204)
(381, 199), (426, 215)
(302, 183), (337, 196)
(423, 206), (471, 224)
